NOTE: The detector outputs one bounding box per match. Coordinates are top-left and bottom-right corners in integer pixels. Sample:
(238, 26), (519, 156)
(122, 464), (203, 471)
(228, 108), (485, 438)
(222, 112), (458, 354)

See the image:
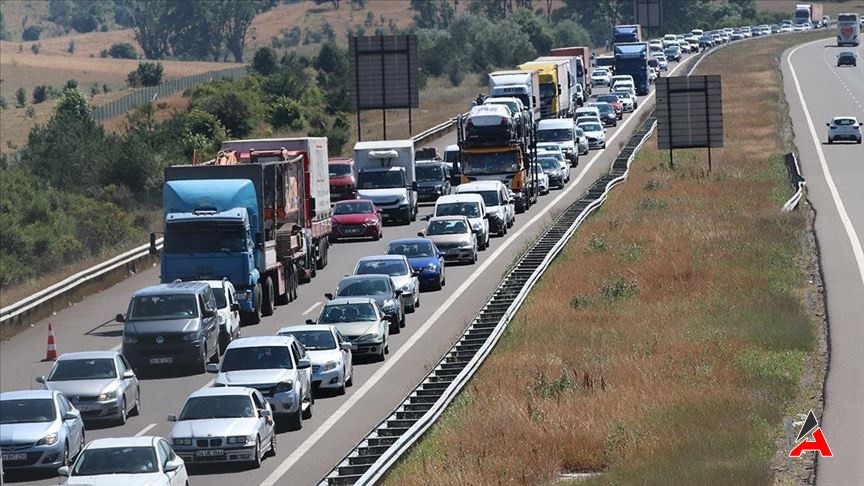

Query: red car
(594, 94), (623, 119)
(329, 158), (356, 201)
(330, 199), (383, 242)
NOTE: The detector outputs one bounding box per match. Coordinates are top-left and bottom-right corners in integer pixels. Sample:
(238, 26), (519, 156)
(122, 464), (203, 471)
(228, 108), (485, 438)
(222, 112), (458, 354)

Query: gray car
(353, 255), (420, 313)
(0, 390), (85, 472)
(37, 351), (140, 425)
(327, 274), (405, 332)
(277, 325), (355, 395)
(310, 298), (390, 361)
(420, 216), (478, 264)
(168, 387), (275, 468)
(826, 116), (863, 143)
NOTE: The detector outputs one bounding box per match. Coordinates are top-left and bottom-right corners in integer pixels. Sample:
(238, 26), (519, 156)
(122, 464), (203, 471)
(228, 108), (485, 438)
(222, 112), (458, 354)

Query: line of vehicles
(0, 14), (826, 484)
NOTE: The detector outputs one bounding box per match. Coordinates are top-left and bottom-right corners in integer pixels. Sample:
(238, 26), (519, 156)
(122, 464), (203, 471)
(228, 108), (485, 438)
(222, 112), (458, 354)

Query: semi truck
(794, 3), (823, 26)
(613, 24), (643, 44)
(537, 55), (583, 107)
(488, 70), (542, 125)
(156, 137), (332, 325)
(613, 43), (650, 96)
(353, 140), (418, 225)
(518, 61), (568, 118)
(548, 46), (591, 96)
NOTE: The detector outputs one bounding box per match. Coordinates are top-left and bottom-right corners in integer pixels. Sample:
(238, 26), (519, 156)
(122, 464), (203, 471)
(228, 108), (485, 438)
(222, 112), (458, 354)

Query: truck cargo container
(518, 61), (567, 118)
(613, 24), (643, 44)
(536, 55), (583, 107)
(548, 46), (591, 95)
(488, 70), (542, 125)
(794, 3), (823, 26)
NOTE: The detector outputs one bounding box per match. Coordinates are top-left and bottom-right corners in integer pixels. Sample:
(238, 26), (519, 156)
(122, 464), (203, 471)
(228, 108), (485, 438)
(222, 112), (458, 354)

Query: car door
(199, 291), (219, 353)
(226, 283), (240, 336)
(115, 355), (136, 410)
(336, 330), (352, 376)
(57, 395), (83, 455)
(158, 439), (185, 486)
(252, 392), (273, 442)
(291, 343), (311, 396)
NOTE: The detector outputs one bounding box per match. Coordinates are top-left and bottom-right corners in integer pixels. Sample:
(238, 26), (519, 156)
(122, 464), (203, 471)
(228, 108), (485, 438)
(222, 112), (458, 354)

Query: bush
(67, 40), (75, 53)
(310, 113), (350, 156)
(22, 25), (42, 41)
(251, 47), (278, 76)
(15, 87), (27, 108)
(65, 79), (79, 90)
(269, 96), (306, 130)
(106, 42), (138, 59)
(32, 85), (49, 104)
(127, 62), (163, 87)
(188, 78), (263, 138)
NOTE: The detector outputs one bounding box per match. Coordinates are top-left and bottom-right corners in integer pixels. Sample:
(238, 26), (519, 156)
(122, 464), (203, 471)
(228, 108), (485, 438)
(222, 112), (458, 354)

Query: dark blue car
(385, 238), (446, 291)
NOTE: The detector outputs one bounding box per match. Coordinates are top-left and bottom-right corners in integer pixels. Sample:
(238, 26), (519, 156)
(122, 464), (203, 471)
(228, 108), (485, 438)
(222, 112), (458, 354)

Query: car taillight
(500, 117), (509, 125)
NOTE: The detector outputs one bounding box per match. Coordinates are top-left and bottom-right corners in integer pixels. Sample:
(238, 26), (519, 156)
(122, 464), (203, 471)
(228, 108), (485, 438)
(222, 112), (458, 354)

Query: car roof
(429, 215), (470, 223)
(325, 297), (377, 306)
(203, 279), (235, 290)
(456, 181), (505, 191)
(133, 281), (210, 297)
(484, 97), (521, 104)
(56, 351), (119, 361)
(85, 436), (160, 449)
(389, 238), (433, 246)
(436, 194), (484, 205)
(225, 335), (293, 349)
(357, 254), (407, 262)
(339, 274), (390, 283)
(537, 119), (574, 129)
(469, 104), (510, 116)
(278, 324), (334, 334)
(1, 389), (57, 400)
(334, 198), (375, 206)
(329, 158), (353, 164)
(188, 386), (254, 398)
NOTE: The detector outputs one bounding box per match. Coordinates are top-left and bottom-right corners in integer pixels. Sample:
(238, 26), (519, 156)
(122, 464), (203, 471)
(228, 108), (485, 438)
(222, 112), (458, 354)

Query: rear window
(833, 118), (857, 126)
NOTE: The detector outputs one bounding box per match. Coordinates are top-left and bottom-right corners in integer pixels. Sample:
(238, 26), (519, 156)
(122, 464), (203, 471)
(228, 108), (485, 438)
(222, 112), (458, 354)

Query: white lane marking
(134, 423), (157, 437)
(301, 301), (322, 316)
(788, 40), (864, 288)
(260, 57), (694, 486)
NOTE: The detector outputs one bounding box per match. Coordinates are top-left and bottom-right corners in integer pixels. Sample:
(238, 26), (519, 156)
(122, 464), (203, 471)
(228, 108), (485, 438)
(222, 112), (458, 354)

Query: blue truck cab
(613, 43), (650, 96)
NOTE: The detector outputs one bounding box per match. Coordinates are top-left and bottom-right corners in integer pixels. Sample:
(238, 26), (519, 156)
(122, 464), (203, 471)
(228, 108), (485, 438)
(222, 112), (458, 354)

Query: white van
(536, 118), (578, 166)
(455, 181), (515, 237)
(433, 194), (490, 250)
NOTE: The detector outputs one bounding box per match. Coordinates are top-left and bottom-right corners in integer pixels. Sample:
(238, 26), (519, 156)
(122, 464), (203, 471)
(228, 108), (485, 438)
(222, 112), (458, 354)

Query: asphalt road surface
(0, 57), (695, 485)
(783, 38), (864, 484)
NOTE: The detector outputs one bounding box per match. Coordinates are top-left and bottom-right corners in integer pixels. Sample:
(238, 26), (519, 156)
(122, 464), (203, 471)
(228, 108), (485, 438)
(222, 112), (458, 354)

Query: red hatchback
(330, 199), (383, 242)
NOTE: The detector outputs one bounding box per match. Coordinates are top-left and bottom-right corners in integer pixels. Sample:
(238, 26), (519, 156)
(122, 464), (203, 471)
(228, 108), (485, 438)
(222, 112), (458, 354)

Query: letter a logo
(789, 410), (833, 458)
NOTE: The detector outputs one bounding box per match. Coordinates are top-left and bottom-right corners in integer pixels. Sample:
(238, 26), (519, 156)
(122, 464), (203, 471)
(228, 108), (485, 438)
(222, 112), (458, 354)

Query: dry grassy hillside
(756, 0), (864, 17)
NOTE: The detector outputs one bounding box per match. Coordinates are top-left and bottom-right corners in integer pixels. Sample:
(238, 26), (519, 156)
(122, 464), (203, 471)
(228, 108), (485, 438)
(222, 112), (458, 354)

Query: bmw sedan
(168, 387), (275, 468)
(37, 351), (140, 425)
(0, 390), (85, 472)
(353, 255), (420, 313)
(277, 325), (354, 395)
(60, 436), (187, 485)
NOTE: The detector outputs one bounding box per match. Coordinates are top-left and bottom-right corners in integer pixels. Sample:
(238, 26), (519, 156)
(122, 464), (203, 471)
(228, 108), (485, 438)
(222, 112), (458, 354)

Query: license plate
(149, 357), (173, 364)
(344, 227), (362, 234)
(196, 449), (224, 457)
(1, 452), (26, 461)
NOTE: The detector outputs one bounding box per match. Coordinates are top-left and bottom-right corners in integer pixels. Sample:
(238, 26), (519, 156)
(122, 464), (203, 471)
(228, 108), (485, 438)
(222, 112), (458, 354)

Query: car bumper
(438, 247), (475, 261)
(71, 397), (124, 420)
(418, 187), (447, 201)
(0, 442), (67, 469)
(349, 338), (385, 356)
(174, 444), (258, 464)
(547, 174), (564, 187)
(125, 341), (204, 369)
(829, 132), (861, 141)
(265, 390), (302, 415)
(418, 270), (443, 287)
(331, 224), (379, 239)
(586, 138), (604, 149)
(313, 366), (345, 389)
(329, 189), (356, 202)
(380, 205), (411, 221)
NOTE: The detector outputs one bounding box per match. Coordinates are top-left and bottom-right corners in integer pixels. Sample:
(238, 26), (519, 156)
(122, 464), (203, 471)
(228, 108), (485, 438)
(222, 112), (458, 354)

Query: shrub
(106, 42), (138, 59)
(25, 106), (36, 118)
(65, 79), (79, 90)
(127, 62), (163, 87)
(251, 47), (278, 76)
(22, 25), (42, 41)
(15, 87), (27, 108)
(269, 96), (306, 130)
(30, 43), (40, 55)
(600, 274), (639, 301)
(32, 85), (49, 104)
(67, 40), (75, 53)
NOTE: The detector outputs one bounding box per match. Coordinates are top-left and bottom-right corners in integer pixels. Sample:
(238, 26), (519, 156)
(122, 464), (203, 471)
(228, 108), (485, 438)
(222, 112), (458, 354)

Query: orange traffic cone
(44, 322), (58, 361)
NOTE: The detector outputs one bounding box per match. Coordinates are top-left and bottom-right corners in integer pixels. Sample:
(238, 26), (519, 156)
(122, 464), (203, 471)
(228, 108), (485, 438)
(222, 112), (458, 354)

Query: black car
(415, 162), (451, 203)
(837, 51), (857, 67)
(590, 102), (618, 127)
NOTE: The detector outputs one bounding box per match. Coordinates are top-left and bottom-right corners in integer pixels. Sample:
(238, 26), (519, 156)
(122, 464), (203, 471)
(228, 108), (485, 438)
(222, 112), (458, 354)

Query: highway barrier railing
(782, 152), (806, 212)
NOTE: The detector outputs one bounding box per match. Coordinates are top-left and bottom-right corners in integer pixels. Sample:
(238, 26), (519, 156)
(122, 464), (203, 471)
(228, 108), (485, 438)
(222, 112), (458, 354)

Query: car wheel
(373, 229), (381, 241)
(267, 433), (277, 458)
(261, 276), (275, 316)
(250, 437), (262, 468)
(346, 366), (354, 387)
(208, 340), (221, 364)
(63, 441), (71, 468)
(337, 369), (347, 396)
(828, 137), (833, 144)
(130, 388), (141, 416)
(390, 319), (400, 334)
(415, 292), (420, 309)
(405, 300), (416, 314)
(117, 396), (127, 425)
(288, 408), (303, 430)
(302, 391), (313, 420)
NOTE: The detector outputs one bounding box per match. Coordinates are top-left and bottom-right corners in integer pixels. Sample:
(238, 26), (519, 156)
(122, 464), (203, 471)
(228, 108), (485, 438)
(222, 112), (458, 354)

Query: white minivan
(433, 194), (490, 250)
(536, 118), (579, 166)
(455, 181), (515, 237)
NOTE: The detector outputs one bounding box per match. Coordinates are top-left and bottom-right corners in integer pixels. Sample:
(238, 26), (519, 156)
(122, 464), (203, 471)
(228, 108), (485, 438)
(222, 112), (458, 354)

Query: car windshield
(329, 164), (352, 177)
(319, 303), (377, 323)
(594, 104), (614, 114)
(338, 278), (390, 296)
(613, 91), (630, 99)
(220, 346), (293, 371)
(575, 128), (584, 137)
(538, 151), (563, 162)
(282, 330), (336, 350)
(49, 358), (116, 381)
(211, 287), (228, 308)
(387, 241), (436, 258)
(416, 165), (444, 181)
(72, 447), (158, 476)
(0, 398), (56, 423)
(427, 219), (469, 235)
(356, 259), (409, 276)
(486, 100), (519, 113)
(461, 190), (500, 206)
(597, 95), (619, 103)
(179, 395), (255, 420)
(334, 201), (374, 215)
(580, 123), (602, 132)
(436, 202), (481, 218)
(127, 294), (198, 321)
(538, 157), (560, 171)
(357, 170), (405, 189)
(537, 129), (573, 142)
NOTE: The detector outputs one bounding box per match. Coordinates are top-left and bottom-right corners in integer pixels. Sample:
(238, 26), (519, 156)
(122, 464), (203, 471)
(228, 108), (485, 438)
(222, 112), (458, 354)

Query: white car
(312, 297), (390, 361)
(612, 90), (636, 111)
(536, 118), (579, 165)
(277, 325), (354, 395)
(536, 143), (570, 174)
(168, 387), (276, 467)
(575, 115), (601, 127)
(578, 121), (607, 149)
(652, 53), (669, 70)
(60, 436), (187, 485)
(826, 116), (863, 143)
(455, 180), (516, 236)
(574, 127), (590, 155)
(530, 164), (550, 195)
(611, 81), (636, 99)
(353, 254), (421, 310)
(209, 336), (313, 430)
(590, 69), (612, 87)
(433, 194), (490, 250)
(648, 67), (658, 82)
(205, 279), (241, 352)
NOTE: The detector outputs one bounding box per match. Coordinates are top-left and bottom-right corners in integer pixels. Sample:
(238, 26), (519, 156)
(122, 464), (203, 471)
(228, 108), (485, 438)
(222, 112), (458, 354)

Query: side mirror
(36, 376), (46, 384)
(411, 270), (422, 277)
(167, 414), (178, 422)
(376, 208), (383, 213)
(394, 289), (403, 296)
(417, 231), (424, 237)
(123, 370), (136, 379)
(206, 363), (219, 373)
(231, 303), (240, 312)
(305, 319), (315, 325)
(341, 342), (352, 351)
(149, 232), (158, 255)
(164, 458), (183, 472)
(324, 292), (334, 300)
(826, 122), (830, 126)
(297, 358), (311, 369)
(58, 466), (70, 477)
(484, 213), (490, 220)
(115, 313), (126, 323)
(411, 181), (419, 191)
(259, 409), (272, 418)
(63, 410), (80, 421)
(203, 309), (216, 319)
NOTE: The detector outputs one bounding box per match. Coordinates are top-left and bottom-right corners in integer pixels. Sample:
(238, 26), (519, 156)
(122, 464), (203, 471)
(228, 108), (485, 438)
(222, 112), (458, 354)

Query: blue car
(0, 390), (85, 473)
(385, 238), (446, 291)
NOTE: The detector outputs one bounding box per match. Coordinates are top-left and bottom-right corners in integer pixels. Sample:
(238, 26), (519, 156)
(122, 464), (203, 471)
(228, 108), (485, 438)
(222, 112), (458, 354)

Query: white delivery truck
(353, 140), (417, 225)
(488, 70), (541, 126)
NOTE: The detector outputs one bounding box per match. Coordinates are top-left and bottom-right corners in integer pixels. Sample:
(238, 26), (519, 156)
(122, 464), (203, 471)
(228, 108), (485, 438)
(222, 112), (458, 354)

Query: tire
(315, 239), (328, 270)
(241, 284), (262, 325)
(261, 277), (274, 317)
(289, 266), (299, 302)
(63, 442), (71, 468)
(208, 339), (221, 364)
(301, 390), (313, 420)
(288, 408), (302, 431)
(346, 367), (354, 387)
(406, 301), (416, 314)
(117, 396), (127, 426)
(130, 388), (141, 416)
(275, 266), (291, 305)
(373, 229), (381, 241)
(415, 293), (420, 309)
(479, 237), (487, 251)
(337, 369), (347, 396)
(390, 319), (401, 334)
(266, 433), (277, 458)
(828, 137), (833, 144)
(399, 310), (406, 328)
(250, 437), (262, 468)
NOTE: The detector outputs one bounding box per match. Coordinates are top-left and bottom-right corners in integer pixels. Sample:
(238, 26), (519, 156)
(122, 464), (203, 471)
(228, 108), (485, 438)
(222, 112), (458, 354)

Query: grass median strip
(382, 32), (826, 485)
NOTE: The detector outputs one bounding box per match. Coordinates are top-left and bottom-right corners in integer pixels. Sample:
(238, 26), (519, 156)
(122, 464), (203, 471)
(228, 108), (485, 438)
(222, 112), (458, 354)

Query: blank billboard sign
(635, 0), (662, 29)
(349, 35), (419, 111)
(656, 75), (724, 149)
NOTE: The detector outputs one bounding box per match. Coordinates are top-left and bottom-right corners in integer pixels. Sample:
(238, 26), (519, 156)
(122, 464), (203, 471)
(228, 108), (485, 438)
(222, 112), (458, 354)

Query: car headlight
(471, 222), (483, 232)
(36, 433), (58, 446)
(173, 438), (193, 447)
(458, 240), (475, 249)
(424, 263), (438, 272)
(97, 390), (118, 402)
(382, 300), (397, 311)
(355, 333), (380, 343)
(364, 218), (378, 225)
(398, 195), (409, 204)
(322, 361), (339, 372)
(227, 435), (252, 444)
(274, 381), (294, 393)
(123, 334), (138, 344)
(434, 184), (443, 191)
(183, 331), (202, 342)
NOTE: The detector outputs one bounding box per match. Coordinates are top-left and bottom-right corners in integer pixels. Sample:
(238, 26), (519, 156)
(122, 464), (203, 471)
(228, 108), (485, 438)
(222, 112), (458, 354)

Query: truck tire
(241, 283), (263, 325)
(315, 239), (328, 270)
(275, 266), (290, 305)
(261, 277), (275, 317)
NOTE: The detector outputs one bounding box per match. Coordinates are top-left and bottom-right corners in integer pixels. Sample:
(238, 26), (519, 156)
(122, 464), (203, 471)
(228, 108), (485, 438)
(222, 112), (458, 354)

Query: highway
(0, 56), (695, 485)
(783, 38), (864, 484)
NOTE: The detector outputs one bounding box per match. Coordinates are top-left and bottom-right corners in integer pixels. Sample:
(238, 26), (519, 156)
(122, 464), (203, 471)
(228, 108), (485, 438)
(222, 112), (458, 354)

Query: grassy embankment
(383, 31), (827, 484)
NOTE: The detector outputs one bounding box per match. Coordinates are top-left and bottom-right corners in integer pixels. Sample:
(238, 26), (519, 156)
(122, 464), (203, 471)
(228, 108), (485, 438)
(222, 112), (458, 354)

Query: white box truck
(488, 70), (541, 126)
(353, 140), (417, 225)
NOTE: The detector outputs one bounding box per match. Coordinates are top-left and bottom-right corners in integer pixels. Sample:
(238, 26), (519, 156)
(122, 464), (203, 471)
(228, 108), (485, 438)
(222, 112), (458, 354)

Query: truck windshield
(128, 294), (198, 321)
(329, 164), (352, 177)
(462, 151), (521, 175)
(615, 58), (647, 73)
(416, 165), (444, 181)
(165, 221), (246, 254)
(537, 129), (573, 142)
(358, 170), (405, 189)
(539, 83), (556, 100)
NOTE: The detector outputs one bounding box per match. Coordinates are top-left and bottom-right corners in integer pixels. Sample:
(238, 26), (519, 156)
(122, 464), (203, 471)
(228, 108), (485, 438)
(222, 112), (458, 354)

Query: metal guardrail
(782, 152), (806, 212)
(0, 115), (460, 330)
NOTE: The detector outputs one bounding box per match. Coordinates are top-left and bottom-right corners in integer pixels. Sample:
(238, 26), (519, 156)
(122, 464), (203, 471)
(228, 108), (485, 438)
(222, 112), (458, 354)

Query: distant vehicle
(443, 144), (460, 172)
(415, 161), (451, 203)
(826, 116), (862, 143)
(454, 180), (516, 236)
(276, 325), (354, 394)
(0, 390), (85, 472)
(329, 199), (383, 242)
(652, 53), (669, 70)
(677, 39), (692, 53)
(589, 102), (619, 127)
(433, 194), (490, 251)
(530, 163), (551, 194)
(574, 127), (590, 155)
(536, 118), (579, 166)
(611, 89), (636, 111)
(205, 279), (241, 352)
(836, 51), (857, 66)
(354, 140), (418, 225)
(37, 351), (140, 425)
(386, 238), (447, 291)
(328, 274), (404, 331)
(699, 34), (714, 48)
(664, 45), (682, 62)
(577, 121), (607, 149)
(575, 115), (601, 127)
(594, 55), (615, 71)
(419, 216), (478, 264)
(328, 158), (356, 202)
(60, 436), (187, 485)
(591, 68), (612, 86)
(209, 336), (313, 430)
(836, 13), (860, 46)
(648, 66), (658, 82)
(312, 298), (390, 361)
(464, 104), (518, 144)
(794, 3), (823, 27)
(353, 255), (421, 312)
(536, 156), (566, 189)
(168, 387), (276, 466)
(483, 96), (530, 137)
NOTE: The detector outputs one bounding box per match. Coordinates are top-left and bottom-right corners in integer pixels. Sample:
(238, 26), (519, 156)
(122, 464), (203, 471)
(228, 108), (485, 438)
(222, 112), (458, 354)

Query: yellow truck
(518, 61), (566, 119)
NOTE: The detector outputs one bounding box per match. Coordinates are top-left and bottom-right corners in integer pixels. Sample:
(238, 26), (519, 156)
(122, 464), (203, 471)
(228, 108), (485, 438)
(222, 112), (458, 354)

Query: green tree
(106, 42), (138, 59)
(22, 25), (42, 41)
(0, 11), (10, 40)
(269, 96), (307, 130)
(411, 0), (455, 29)
(188, 78), (263, 138)
(127, 62), (163, 87)
(314, 42), (351, 113)
(15, 87), (27, 108)
(221, 0), (272, 62)
(32, 85), (49, 104)
(251, 47), (278, 76)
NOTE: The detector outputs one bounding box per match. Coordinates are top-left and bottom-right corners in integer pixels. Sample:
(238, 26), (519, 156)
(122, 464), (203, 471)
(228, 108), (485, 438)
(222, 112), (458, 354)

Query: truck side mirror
(411, 181), (418, 191)
(149, 233), (158, 255)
